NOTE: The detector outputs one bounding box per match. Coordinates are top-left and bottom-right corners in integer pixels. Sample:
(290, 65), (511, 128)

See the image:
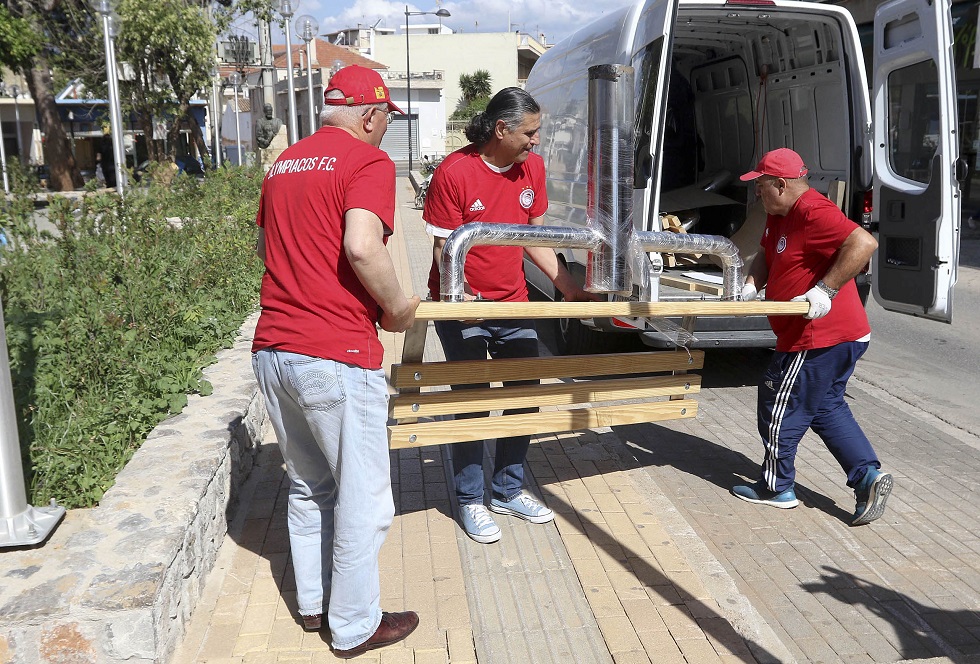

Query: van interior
(652, 6), (864, 284)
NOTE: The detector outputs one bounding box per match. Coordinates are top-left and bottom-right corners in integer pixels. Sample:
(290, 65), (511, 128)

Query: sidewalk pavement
(174, 177), (980, 664)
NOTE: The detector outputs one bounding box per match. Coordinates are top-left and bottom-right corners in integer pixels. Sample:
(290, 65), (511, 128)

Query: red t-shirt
(251, 127), (395, 370)
(423, 145), (548, 302)
(761, 188), (870, 352)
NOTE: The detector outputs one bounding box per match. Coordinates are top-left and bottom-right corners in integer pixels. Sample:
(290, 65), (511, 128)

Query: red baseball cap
(324, 65), (404, 114)
(739, 148), (809, 181)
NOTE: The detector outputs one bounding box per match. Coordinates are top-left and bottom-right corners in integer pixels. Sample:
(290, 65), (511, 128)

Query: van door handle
(955, 158), (969, 184)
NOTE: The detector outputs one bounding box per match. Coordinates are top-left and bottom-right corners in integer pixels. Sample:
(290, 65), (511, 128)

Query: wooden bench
(387, 300), (808, 450)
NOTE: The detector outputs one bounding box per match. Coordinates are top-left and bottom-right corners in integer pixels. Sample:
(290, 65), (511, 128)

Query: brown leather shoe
(302, 613), (323, 631)
(332, 611), (420, 659)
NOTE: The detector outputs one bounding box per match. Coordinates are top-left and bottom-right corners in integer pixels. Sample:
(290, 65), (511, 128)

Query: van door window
(886, 59), (940, 185)
(633, 37), (665, 189)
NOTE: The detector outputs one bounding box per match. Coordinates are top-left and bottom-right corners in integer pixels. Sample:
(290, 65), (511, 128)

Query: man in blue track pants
(733, 148), (893, 526)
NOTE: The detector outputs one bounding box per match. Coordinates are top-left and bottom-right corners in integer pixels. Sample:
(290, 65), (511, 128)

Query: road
(856, 232), (980, 440)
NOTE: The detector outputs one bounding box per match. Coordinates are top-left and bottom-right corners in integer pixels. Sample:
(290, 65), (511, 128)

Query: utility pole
(258, 19), (275, 111)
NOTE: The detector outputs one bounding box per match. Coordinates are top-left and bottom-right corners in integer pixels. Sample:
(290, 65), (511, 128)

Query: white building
(327, 24), (547, 160)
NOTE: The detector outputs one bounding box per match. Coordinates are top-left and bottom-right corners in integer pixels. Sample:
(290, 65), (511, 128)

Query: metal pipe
(210, 65), (221, 168)
(305, 39), (316, 135)
(281, 0), (298, 145)
(635, 231), (744, 300)
(586, 64), (634, 295)
(441, 223), (602, 302)
(437, 60), (743, 310)
(100, 7), (126, 196)
(0, 300), (65, 547)
(0, 112), (9, 194)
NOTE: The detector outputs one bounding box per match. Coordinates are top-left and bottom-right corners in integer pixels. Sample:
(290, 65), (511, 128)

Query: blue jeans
(252, 349), (394, 650)
(434, 319), (540, 505)
(757, 341), (880, 492)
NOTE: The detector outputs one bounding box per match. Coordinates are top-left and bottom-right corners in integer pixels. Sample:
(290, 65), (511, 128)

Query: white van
(524, 0), (961, 353)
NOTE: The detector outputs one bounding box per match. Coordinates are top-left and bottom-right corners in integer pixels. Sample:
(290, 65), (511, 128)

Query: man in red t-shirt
(252, 65), (420, 658)
(732, 148), (893, 527)
(423, 87), (593, 544)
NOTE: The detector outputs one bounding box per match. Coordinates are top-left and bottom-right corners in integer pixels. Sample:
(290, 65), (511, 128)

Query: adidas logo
(469, 199), (485, 212)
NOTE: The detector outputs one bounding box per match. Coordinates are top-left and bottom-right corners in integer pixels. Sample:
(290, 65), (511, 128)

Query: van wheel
(554, 291), (610, 355)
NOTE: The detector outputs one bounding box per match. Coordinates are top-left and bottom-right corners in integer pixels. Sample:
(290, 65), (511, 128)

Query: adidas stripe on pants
(757, 340), (880, 493)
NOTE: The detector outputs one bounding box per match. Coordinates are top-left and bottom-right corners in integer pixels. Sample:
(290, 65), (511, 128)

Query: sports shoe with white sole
(851, 469), (893, 526)
(489, 491), (555, 524)
(731, 481), (799, 509)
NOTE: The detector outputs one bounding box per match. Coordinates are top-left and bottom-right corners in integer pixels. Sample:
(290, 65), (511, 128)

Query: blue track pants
(757, 341), (880, 493)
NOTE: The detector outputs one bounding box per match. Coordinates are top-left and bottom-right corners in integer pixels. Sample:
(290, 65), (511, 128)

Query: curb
(0, 314), (267, 663)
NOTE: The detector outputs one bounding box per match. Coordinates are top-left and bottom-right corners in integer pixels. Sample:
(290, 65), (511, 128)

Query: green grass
(0, 165), (265, 508)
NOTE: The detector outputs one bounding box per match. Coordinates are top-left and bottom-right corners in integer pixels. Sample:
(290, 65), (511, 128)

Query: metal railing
(376, 69), (445, 82)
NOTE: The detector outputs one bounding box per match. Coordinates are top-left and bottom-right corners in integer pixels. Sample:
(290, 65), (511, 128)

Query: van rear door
(871, 0), (960, 322)
(629, 0), (681, 229)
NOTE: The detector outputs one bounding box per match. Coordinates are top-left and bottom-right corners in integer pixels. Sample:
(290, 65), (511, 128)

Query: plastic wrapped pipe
(441, 222), (602, 302)
(586, 64), (635, 295)
(635, 230), (744, 300)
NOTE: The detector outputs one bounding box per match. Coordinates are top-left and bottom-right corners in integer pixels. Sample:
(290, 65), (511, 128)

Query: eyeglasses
(363, 108), (395, 124)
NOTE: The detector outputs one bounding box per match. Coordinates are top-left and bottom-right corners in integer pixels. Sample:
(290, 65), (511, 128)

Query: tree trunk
(187, 112), (213, 169)
(26, 58), (83, 191)
(166, 110), (182, 163)
(137, 113), (163, 163)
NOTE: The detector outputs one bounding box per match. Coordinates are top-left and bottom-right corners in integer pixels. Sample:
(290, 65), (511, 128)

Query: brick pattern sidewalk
(174, 179), (769, 663)
(623, 349), (980, 663)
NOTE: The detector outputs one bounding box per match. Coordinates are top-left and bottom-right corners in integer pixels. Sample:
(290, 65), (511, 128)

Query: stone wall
(0, 314), (267, 664)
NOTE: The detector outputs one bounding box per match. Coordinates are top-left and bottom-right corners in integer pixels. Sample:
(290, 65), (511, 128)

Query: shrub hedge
(0, 166), (264, 508)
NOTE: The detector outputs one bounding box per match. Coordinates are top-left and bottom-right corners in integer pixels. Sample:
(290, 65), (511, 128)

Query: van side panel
(690, 59), (755, 179)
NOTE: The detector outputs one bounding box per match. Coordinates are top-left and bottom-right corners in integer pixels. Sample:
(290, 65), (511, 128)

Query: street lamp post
(404, 5), (450, 175)
(229, 72), (243, 165)
(296, 14), (319, 137)
(0, 113), (9, 195)
(68, 111), (76, 158)
(210, 66), (221, 168)
(94, 0), (126, 196)
(280, 0), (299, 145)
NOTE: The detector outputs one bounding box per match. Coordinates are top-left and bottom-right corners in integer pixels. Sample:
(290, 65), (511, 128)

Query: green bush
(0, 166), (265, 508)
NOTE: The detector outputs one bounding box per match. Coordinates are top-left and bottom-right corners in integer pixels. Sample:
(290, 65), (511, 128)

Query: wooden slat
(828, 180), (846, 210)
(388, 399), (699, 448)
(392, 350), (704, 389)
(389, 374), (701, 419)
(660, 275), (724, 296)
(414, 300), (808, 321)
(400, 319), (428, 364)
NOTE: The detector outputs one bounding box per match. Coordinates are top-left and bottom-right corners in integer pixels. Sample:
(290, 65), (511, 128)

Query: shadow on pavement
(536, 485), (784, 663)
(616, 423), (855, 526)
(802, 566), (980, 662)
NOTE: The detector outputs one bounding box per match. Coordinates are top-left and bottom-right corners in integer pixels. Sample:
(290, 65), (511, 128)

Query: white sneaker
(459, 504), (501, 543)
(489, 491), (555, 524)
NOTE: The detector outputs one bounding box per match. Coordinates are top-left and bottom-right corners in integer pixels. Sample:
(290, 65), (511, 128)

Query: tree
(114, 0), (216, 165)
(0, 0), (88, 191)
(459, 69), (491, 104)
(453, 70), (492, 122)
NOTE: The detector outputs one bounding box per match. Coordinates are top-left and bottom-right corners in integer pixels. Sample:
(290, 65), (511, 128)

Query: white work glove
(792, 286), (832, 319)
(740, 283), (758, 301)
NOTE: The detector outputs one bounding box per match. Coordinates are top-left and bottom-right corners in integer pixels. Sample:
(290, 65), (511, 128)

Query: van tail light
(612, 317), (640, 329)
(862, 189), (873, 227)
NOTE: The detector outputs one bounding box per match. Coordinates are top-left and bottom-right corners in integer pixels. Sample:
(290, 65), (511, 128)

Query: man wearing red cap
(251, 64), (421, 657)
(732, 147), (893, 527)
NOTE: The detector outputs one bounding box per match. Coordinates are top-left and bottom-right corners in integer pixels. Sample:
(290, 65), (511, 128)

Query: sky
(252, 0), (636, 47)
